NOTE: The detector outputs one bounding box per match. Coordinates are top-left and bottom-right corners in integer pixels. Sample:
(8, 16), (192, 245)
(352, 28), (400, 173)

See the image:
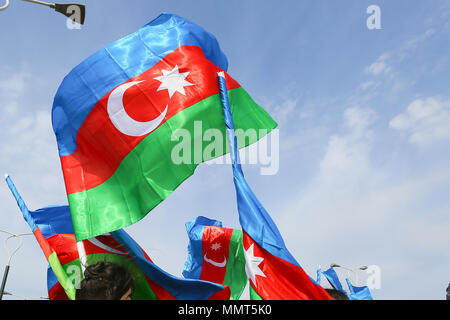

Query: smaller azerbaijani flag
(321, 267), (373, 300)
(183, 216), (247, 300)
(5, 175), (230, 300)
(217, 73), (332, 300)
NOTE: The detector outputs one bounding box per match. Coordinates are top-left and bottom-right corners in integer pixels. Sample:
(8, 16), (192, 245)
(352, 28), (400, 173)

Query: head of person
(76, 260), (134, 300)
(325, 288), (349, 300)
(447, 283), (450, 300)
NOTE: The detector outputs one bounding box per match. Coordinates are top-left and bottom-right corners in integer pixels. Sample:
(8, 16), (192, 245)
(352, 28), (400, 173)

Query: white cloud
(398, 28), (436, 62)
(262, 97), (298, 126)
(0, 67), (67, 300)
(389, 97), (450, 146)
(0, 70), (30, 95)
(297, 107), (378, 206)
(343, 106), (377, 134)
(360, 81), (377, 90)
(0, 69), (31, 117)
(365, 53), (392, 76)
(276, 105), (450, 299)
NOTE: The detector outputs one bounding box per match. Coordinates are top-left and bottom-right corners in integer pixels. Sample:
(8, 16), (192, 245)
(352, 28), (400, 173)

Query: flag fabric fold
(316, 266), (322, 285)
(5, 175), (230, 300)
(217, 73), (331, 300)
(322, 267), (345, 293)
(182, 216), (247, 300)
(52, 12), (277, 241)
(321, 267), (374, 300)
(345, 278), (373, 300)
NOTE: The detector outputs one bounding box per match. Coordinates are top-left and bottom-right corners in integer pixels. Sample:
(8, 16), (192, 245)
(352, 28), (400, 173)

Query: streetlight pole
(0, 0), (85, 24)
(0, 231), (32, 300)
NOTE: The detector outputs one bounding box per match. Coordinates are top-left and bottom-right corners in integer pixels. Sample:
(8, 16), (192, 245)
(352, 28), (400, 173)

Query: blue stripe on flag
(47, 265), (59, 293)
(30, 206), (74, 239)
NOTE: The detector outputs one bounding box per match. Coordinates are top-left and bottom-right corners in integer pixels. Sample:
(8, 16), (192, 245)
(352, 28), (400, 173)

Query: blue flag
(322, 267), (345, 292)
(321, 266), (374, 300)
(345, 278), (373, 300)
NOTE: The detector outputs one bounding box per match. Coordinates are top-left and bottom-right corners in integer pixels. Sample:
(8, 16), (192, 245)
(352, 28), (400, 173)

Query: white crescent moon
(85, 237), (127, 255)
(107, 80), (168, 137)
(204, 253), (227, 268)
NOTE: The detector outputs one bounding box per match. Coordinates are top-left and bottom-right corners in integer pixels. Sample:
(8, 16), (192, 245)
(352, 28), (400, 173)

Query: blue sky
(1, 0), (449, 299)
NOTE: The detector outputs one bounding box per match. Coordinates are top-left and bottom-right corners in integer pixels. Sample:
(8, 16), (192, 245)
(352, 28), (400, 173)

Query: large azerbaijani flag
(183, 216), (247, 300)
(52, 13), (277, 241)
(6, 175), (230, 300)
(217, 73), (332, 300)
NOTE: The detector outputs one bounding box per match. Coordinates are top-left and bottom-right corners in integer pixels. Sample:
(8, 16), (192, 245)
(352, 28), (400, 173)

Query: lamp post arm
(21, 0), (55, 8)
(0, 0), (10, 11)
(1, 0), (55, 11)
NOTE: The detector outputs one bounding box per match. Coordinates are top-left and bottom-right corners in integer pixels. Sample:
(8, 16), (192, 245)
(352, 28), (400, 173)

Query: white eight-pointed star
(244, 243), (266, 288)
(154, 65), (193, 98)
(211, 243), (222, 251)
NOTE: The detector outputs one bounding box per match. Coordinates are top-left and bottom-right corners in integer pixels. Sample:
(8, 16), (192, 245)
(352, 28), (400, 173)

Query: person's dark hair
(325, 288), (349, 300)
(76, 260), (134, 300)
(446, 283), (450, 300)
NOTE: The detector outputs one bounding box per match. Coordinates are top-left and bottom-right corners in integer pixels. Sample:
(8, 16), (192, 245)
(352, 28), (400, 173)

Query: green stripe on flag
(48, 252), (76, 300)
(249, 285), (264, 300)
(223, 229), (247, 300)
(69, 87), (277, 240)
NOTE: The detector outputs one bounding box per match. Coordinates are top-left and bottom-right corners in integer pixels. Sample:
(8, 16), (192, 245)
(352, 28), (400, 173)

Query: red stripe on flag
(47, 234), (134, 265)
(140, 246), (154, 263)
(83, 234), (129, 256)
(199, 226), (233, 284)
(46, 234), (78, 265)
(33, 227), (54, 260)
(208, 285), (231, 300)
(143, 275), (176, 300)
(48, 282), (69, 300)
(61, 45), (240, 195)
(243, 232), (332, 300)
